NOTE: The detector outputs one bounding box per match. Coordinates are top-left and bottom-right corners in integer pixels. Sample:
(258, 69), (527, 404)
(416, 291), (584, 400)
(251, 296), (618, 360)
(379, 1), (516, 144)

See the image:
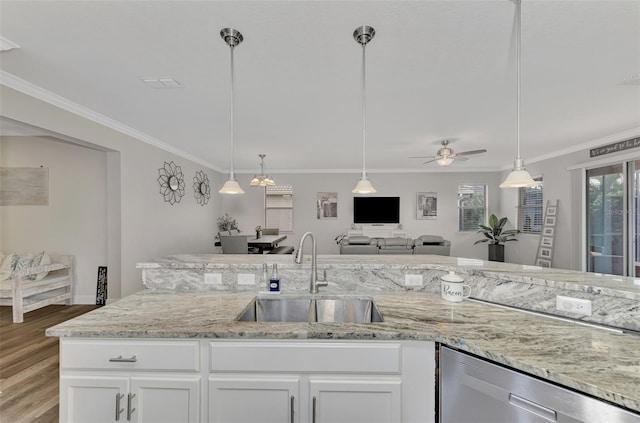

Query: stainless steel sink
(238, 296), (384, 323)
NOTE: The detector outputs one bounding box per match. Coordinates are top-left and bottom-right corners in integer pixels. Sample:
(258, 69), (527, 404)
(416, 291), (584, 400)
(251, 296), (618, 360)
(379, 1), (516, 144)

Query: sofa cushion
(347, 236), (372, 245)
(379, 237), (412, 248)
(416, 235), (444, 245)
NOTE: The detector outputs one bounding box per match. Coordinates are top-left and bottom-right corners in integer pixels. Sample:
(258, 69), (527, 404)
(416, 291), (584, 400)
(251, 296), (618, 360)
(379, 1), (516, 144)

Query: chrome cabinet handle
(109, 355), (137, 363)
(312, 396), (317, 423)
(290, 395), (295, 423)
(115, 393), (125, 421)
(509, 393), (557, 421)
(127, 393), (137, 420)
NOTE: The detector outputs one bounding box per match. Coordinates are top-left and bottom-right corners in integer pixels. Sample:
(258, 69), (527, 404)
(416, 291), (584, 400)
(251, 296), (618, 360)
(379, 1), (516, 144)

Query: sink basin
(238, 296), (384, 323)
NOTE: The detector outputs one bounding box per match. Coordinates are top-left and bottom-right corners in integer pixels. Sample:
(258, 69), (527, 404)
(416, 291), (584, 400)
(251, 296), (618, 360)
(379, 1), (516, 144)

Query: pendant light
(218, 28), (245, 194)
(250, 154), (276, 187)
(500, 0), (537, 189)
(352, 26), (377, 194)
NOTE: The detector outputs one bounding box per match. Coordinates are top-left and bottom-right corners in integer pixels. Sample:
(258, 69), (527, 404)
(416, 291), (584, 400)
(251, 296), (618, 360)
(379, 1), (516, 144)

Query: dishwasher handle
(509, 393), (558, 421)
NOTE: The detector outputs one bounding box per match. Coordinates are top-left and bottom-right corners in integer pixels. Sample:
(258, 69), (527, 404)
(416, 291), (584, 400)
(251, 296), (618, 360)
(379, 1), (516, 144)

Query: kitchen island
(48, 254), (640, 422)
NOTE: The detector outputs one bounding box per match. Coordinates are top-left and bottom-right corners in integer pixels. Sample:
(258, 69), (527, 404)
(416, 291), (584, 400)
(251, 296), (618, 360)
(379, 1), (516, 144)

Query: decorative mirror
(193, 170), (211, 206)
(157, 161), (185, 205)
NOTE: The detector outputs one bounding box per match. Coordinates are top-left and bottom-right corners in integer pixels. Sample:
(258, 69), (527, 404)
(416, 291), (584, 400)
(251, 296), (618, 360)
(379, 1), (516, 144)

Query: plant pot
(488, 244), (504, 262)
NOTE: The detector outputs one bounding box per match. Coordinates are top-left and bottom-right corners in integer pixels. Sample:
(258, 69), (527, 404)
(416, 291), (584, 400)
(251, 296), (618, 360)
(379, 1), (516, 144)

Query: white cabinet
(309, 378), (402, 423)
(209, 376), (300, 423)
(59, 340), (201, 423)
(60, 339), (435, 423)
(208, 341), (434, 423)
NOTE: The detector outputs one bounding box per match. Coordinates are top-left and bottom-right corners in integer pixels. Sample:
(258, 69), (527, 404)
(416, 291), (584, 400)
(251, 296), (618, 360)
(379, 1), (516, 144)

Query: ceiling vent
(140, 77), (182, 88)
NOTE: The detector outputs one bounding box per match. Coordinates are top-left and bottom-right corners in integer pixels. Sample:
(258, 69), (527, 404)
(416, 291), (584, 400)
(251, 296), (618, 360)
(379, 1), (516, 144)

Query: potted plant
(474, 214), (520, 262)
(216, 213), (240, 234)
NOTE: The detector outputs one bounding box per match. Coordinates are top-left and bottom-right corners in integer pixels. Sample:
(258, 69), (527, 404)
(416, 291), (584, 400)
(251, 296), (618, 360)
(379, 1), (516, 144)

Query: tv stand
(347, 224), (409, 239)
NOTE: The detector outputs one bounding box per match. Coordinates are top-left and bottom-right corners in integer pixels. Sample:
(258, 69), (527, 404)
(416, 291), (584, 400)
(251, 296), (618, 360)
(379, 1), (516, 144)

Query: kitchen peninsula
(48, 254), (640, 422)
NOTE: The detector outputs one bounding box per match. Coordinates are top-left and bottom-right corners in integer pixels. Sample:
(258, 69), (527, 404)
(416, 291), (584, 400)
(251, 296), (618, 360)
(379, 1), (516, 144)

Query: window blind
(458, 184), (486, 231)
(265, 185), (293, 232)
(518, 177), (543, 234)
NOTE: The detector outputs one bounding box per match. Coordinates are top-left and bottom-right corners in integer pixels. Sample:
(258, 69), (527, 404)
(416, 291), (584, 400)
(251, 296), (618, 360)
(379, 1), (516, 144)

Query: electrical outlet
(204, 273), (222, 285)
(238, 274), (256, 285)
(556, 295), (592, 316)
(404, 274), (423, 287)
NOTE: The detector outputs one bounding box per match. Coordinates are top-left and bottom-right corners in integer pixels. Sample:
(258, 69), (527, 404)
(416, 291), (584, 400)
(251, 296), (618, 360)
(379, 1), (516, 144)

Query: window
(518, 177), (543, 234)
(265, 185), (293, 232)
(458, 184), (486, 231)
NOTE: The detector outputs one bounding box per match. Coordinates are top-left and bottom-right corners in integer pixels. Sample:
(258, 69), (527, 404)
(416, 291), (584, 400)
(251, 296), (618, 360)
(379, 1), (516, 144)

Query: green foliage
(474, 214), (520, 245)
(217, 213), (240, 232)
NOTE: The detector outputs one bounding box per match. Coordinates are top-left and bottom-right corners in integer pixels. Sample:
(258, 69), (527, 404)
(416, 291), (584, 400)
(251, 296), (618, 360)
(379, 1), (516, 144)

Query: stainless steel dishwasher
(440, 345), (640, 423)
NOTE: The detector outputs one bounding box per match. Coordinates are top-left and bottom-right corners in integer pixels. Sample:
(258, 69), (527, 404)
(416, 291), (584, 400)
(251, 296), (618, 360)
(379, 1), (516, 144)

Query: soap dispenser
(269, 264), (281, 292)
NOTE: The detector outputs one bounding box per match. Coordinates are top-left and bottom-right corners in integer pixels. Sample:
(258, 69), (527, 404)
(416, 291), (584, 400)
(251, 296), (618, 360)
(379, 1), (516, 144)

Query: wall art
(416, 192), (437, 220)
(317, 192), (337, 219)
(193, 170), (211, 206)
(157, 161), (185, 205)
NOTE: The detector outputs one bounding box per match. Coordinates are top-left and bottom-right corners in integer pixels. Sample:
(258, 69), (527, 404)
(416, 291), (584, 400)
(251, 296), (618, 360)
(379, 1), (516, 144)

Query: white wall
(1, 135), (108, 303)
(223, 171), (502, 259)
(1, 85), (223, 300)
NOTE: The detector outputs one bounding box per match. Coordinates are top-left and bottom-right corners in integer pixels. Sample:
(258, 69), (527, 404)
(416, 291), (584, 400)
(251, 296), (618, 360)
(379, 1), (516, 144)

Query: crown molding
(0, 71), (222, 172)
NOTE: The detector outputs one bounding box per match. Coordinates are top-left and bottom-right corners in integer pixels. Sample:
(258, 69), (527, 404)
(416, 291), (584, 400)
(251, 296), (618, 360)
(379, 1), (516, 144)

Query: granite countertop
(47, 290), (640, 413)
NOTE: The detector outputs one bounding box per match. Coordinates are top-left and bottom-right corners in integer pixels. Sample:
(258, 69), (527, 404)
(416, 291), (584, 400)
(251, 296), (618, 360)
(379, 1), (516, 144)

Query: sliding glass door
(586, 160), (640, 276)
(586, 164), (624, 275)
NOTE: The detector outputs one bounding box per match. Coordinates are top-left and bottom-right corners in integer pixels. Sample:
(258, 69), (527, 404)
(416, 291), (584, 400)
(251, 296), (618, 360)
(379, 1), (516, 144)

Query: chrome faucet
(294, 232), (327, 294)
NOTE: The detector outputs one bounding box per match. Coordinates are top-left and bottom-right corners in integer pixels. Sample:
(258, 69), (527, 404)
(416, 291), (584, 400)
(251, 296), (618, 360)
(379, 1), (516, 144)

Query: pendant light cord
(229, 44), (236, 179)
(516, 0), (521, 160)
(361, 42), (367, 176)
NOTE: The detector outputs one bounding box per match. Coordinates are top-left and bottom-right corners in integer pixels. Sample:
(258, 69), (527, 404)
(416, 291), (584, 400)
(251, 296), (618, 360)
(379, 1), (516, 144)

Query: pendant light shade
(500, 0), (537, 189)
(219, 28), (245, 195)
(352, 26), (377, 194)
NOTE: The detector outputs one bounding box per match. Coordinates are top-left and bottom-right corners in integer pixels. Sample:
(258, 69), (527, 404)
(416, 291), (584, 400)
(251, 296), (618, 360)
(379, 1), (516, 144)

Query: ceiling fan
(409, 140), (487, 166)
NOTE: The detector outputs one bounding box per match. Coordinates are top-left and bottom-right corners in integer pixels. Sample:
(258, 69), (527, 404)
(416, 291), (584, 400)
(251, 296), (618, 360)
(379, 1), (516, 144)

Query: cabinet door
(309, 378), (401, 423)
(209, 375), (300, 423)
(60, 376), (128, 423)
(130, 377), (200, 423)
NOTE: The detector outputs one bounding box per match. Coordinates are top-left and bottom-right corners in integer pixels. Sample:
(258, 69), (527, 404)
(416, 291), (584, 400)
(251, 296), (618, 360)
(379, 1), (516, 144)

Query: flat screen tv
(353, 197), (400, 224)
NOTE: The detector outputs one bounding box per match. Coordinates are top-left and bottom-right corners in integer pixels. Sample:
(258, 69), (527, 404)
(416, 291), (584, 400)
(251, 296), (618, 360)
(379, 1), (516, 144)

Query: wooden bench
(0, 254), (74, 323)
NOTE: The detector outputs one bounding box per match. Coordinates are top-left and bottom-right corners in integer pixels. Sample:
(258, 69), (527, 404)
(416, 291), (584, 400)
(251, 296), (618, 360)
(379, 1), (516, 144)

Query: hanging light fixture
(250, 154), (276, 187)
(500, 0), (538, 189)
(352, 26), (377, 194)
(218, 28), (245, 195)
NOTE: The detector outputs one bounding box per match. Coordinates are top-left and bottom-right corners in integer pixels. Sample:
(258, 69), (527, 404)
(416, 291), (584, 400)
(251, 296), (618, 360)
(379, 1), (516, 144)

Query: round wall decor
(157, 161), (185, 205)
(193, 170), (211, 206)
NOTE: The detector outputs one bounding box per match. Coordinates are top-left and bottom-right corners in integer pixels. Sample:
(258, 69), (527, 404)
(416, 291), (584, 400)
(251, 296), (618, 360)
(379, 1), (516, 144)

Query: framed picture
(545, 216), (556, 226)
(539, 247), (552, 258)
(541, 237), (553, 247)
(317, 192), (337, 219)
(417, 192), (437, 220)
(536, 258), (551, 268)
(546, 206), (557, 216)
(543, 227), (554, 236)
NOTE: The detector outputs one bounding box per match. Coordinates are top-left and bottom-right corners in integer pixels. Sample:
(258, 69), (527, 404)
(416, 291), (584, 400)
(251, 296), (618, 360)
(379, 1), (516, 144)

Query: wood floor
(0, 305), (98, 423)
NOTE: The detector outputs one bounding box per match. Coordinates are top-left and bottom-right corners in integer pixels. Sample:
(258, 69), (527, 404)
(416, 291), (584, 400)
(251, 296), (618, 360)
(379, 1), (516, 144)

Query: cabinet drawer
(210, 341), (401, 373)
(61, 339), (200, 371)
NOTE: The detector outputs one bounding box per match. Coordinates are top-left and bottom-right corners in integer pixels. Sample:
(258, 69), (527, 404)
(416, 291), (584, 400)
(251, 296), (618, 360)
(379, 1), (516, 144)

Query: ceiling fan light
(219, 177), (245, 194)
(436, 157), (454, 166)
(352, 175), (377, 194)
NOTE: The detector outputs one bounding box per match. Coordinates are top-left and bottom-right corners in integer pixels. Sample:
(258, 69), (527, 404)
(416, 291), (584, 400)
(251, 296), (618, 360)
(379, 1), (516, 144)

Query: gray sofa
(339, 235), (451, 256)
(412, 235), (451, 256)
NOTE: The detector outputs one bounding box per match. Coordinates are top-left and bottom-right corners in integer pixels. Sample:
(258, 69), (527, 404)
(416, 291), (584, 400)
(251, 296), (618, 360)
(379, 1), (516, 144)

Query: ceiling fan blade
(423, 159), (438, 165)
(409, 155), (436, 159)
(454, 156), (469, 161)
(455, 149), (487, 157)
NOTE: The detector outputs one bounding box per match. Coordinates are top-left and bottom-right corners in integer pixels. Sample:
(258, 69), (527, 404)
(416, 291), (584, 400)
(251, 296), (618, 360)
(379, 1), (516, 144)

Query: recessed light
(140, 77), (182, 88)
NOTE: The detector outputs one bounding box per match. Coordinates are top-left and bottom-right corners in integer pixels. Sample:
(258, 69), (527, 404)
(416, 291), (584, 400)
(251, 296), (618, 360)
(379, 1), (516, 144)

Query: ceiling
(1, 0), (638, 174)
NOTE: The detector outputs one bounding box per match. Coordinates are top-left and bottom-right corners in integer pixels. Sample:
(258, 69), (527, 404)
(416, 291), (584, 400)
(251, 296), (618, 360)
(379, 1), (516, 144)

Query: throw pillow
(15, 253), (34, 276)
(30, 251), (52, 281)
(0, 252), (18, 281)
